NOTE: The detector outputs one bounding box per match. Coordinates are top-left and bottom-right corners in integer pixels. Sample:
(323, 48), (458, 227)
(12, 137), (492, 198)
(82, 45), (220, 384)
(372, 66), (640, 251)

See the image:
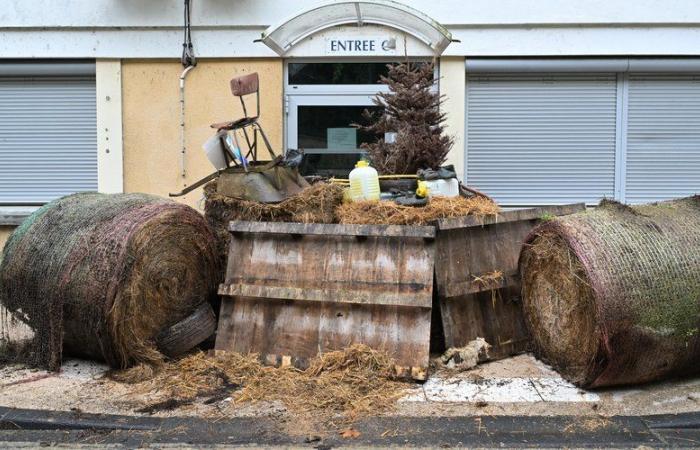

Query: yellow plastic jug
(349, 160), (380, 201)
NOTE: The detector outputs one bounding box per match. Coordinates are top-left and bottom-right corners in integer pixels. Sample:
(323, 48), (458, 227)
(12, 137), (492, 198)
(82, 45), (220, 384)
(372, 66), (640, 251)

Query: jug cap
(355, 160), (369, 168)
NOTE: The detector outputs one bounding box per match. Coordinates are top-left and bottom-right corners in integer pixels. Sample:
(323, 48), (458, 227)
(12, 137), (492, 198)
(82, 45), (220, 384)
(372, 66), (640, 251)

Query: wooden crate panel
(438, 287), (529, 359)
(434, 204), (585, 355)
(435, 204), (585, 298)
(216, 221), (436, 380)
(216, 297), (431, 379)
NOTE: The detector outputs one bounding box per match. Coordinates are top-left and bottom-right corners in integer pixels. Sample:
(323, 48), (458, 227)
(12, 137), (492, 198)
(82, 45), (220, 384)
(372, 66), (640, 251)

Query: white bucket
(202, 131), (228, 170)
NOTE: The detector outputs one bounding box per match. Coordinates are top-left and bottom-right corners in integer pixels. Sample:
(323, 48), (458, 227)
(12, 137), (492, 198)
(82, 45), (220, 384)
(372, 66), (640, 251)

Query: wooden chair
(210, 72), (276, 163)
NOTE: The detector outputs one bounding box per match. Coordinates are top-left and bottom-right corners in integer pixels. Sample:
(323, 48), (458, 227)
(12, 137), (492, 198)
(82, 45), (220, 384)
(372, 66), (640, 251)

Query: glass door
(287, 95), (381, 177)
(285, 61), (434, 176)
(285, 61), (395, 177)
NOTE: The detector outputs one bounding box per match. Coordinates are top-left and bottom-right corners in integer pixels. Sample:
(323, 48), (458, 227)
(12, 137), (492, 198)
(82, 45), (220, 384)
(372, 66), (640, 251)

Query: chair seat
(210, 116), (258, 131)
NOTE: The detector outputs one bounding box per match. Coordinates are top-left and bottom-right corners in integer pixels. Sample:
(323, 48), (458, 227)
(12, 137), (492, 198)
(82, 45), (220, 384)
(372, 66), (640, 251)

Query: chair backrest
(230, 72), (259, 97)
(230, 72), (260, 119)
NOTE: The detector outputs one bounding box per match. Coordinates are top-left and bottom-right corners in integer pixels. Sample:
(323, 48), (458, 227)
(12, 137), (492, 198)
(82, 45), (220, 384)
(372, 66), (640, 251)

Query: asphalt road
(1, 407), (699, 448)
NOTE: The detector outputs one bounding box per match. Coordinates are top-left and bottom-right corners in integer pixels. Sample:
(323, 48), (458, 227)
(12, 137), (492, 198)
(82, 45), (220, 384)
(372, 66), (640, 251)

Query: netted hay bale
(0, 193), (219, 371)
(336, 195), (500, 225)
(520, 196), (700, 388)
(204, 180), (345, 267)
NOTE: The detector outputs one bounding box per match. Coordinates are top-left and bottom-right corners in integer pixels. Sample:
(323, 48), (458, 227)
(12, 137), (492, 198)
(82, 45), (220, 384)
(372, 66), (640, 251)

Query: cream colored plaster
(121, 59), (284, 209)
(0, 226), (14, 251)
(439, 56), (466, 181)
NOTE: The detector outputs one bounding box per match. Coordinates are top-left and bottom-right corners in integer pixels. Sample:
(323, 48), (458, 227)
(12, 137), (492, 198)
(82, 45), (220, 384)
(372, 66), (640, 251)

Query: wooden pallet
(215, 221), (435, 380)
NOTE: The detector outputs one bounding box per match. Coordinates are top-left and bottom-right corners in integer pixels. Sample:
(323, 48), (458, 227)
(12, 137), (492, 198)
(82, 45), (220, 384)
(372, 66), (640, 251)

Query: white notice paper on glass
(327, 128), (357, 149)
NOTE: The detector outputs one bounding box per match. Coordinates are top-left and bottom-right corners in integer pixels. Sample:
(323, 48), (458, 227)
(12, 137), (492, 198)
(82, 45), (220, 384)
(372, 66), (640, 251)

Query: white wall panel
(2, 1), (700, 58)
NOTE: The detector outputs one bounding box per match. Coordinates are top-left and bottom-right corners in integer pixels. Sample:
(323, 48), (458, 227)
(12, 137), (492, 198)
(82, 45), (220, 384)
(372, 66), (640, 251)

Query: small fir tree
(355, 62), (453, 174)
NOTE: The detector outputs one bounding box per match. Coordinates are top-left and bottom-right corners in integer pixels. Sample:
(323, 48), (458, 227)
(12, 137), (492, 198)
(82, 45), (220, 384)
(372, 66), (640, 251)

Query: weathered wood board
(216, 221), (435, 380)
(434, 203), (586, 359)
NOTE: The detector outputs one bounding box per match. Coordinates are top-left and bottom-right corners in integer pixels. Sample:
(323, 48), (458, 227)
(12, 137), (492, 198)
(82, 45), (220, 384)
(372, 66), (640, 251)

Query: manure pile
(520, 196), (700, 388)
(113, 344), (407, 425)
(0, 193), (219, 371)
(204, 180), (499, 265)
(337, 195), (499, 225)
(204, 181), (345, 266)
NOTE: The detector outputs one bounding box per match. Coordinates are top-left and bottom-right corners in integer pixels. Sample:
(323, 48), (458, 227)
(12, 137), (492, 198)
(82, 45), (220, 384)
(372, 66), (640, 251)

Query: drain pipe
(179, 0), (196, 180)
(179, 65), (195, 179)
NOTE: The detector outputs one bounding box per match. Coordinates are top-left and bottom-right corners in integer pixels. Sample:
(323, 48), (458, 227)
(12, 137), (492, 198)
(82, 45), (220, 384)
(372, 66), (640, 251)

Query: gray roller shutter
(466, 74), (618, 206)
(625, 74), (700, 204)
(0, 72), (97, 205)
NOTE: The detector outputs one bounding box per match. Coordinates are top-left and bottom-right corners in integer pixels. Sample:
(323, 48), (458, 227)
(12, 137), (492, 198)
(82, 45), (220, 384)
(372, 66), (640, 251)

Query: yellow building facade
(121, 59), (284, 208)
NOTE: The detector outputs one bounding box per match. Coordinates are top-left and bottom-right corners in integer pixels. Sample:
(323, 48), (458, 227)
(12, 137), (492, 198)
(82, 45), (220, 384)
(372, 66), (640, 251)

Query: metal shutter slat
(0, 76), (97, 204)
(625, 74), (700, 204)
(466, 74), (617, 206)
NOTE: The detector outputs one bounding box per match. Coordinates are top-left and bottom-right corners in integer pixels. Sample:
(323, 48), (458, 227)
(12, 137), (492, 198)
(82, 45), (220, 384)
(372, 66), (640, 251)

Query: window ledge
(0, 206), (39, 226)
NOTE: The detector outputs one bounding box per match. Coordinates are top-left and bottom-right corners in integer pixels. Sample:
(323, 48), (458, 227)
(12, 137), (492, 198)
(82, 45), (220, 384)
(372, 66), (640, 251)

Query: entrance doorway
(285, 61), (390, 177)
(285, 60), (436, 177)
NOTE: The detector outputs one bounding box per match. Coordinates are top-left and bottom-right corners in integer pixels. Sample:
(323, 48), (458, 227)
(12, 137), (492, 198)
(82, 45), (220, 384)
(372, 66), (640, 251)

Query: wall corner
(439, 56), (466, 181)
(96, 59), (124, 194)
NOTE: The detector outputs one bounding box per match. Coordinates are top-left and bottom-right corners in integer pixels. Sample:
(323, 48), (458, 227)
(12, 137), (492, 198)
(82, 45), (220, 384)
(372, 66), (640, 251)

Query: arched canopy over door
(259, 0), (453, 56)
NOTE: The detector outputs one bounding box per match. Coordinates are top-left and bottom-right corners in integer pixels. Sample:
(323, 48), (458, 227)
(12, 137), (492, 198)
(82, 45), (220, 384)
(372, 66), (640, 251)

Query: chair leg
(255, 123), (277, 158)
(219, 134), (236, 168)
(242, 127), (256, 162)
(241, 127), (255, 162)
(253, 128), (258, 162)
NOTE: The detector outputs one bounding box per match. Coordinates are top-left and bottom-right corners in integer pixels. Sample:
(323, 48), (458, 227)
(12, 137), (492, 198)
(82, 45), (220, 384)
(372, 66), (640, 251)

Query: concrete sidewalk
(1, 353), (699, 447)
(2, 354), (698, 419)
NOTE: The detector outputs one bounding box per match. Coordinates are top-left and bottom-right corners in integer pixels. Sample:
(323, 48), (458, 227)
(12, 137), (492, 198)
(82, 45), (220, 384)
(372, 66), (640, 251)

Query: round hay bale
(520, 197), (700, 388)
(0, 192), (219, 370)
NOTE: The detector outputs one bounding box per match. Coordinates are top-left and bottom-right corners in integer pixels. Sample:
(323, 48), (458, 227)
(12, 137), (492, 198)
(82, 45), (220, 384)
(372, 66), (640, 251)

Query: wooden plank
(229, 220), (436, 239)
(216, 222), (435, 380)
(436, 203), (585, 230)
(435, 204), (585, 298)
(435, 220), (526, 298)
(216, 296), (431, 380)
(443, 271), (520, 297)
(224, 233), (435, 304)
(438, 287), (530, 359)
(218, 282), (432, 308)
(0, 207), (36, 226)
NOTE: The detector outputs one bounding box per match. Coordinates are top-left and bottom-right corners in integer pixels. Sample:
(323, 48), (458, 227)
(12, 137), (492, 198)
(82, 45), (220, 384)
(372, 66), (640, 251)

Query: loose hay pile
(204, 181), (499, 263)
(114, 344), (407, 424)
(204, 181), (345, 265)
(337, 195), (499, 225)
(520, 196), (700, 388)
(0, 193), (219, 371)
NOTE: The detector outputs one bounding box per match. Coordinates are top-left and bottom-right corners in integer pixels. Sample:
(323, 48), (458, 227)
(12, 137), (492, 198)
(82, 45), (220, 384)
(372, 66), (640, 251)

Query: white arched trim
(259, 0), (453, 56)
